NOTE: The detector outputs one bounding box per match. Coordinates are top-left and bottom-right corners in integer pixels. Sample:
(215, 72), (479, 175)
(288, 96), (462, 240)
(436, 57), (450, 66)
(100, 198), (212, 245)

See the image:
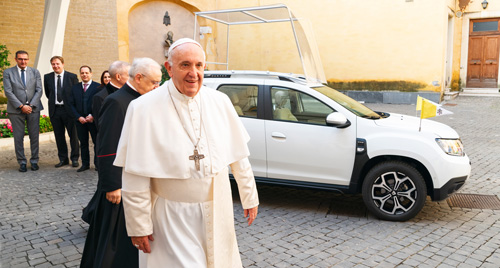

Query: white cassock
(114, 80), (259, 268)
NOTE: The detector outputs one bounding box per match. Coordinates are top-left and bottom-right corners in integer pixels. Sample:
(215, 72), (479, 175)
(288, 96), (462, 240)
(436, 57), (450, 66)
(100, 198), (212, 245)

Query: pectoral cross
(189, 149), (205, 171)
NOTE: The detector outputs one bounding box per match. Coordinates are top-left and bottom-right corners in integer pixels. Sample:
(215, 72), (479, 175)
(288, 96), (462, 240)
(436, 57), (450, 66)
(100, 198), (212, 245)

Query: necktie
(57, 75), (62, 102)
(21, 69), (26, 87)
(83, 83), (88, 92)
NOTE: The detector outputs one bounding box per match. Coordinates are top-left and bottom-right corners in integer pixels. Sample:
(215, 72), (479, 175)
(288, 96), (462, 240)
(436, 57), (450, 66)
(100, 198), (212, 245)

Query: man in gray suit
(3, 50), (44, 172)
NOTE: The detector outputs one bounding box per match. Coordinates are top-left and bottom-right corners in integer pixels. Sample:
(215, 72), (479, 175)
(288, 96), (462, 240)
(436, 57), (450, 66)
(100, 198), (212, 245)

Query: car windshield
(312, 85), (381, 119)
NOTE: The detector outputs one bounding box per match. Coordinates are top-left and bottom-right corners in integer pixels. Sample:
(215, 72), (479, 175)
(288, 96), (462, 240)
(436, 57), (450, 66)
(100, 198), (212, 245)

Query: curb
(0, 131), (56, 151)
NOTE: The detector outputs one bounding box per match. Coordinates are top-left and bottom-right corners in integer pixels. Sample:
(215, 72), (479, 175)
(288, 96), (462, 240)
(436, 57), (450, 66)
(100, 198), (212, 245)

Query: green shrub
(161, 64), (170, 85)
(327, 80), (427, 92)
(39, 115), (53, 133)
(0, 115), (53, 138)
(0, 44), (11, 94)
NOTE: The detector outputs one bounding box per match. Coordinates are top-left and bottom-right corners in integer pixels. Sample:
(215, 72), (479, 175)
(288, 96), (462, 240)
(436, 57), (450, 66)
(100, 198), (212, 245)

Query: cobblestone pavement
(1, 95), (500, 267)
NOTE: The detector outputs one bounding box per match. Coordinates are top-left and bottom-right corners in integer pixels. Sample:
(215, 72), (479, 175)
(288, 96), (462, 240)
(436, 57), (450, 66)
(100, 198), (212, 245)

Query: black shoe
(72, 161), (79, 167)
(31, 163), (39, 171)
(77, 166), (89, 172)
(55, 160), (69, 168)
(19, 164), (27, 172)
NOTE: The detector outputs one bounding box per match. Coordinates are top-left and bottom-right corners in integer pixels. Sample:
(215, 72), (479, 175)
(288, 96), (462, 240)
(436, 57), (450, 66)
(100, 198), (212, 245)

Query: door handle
(271, 132), (286, 139)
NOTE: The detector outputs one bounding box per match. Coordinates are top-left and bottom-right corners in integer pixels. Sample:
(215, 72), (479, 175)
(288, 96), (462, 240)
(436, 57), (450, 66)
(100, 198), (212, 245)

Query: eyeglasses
(141, 73), (161, 86)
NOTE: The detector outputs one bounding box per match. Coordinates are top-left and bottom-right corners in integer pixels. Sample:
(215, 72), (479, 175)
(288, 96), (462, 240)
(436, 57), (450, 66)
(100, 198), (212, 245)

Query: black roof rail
(204, 73), (231, 78)
(278, 76), (294, 82)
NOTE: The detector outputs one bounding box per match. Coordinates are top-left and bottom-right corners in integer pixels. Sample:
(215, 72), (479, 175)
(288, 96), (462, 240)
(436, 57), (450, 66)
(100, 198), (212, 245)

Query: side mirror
(326, 112), (351, 128)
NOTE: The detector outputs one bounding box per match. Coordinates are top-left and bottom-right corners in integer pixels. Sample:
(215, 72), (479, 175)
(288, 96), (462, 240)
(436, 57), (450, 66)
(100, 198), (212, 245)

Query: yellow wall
(0, 0), (45, 69)
(465, 0), (500, 12)
(451, 16), (463, 91)
(6, 0), (500, 94)
(219, 0), (448, 90)
(117, 0), (452, 90)
(275, 0), (448, 84)
(6, 0), (498, 95)
(0, 0), (118, 83)
(62, 0), (119, 78)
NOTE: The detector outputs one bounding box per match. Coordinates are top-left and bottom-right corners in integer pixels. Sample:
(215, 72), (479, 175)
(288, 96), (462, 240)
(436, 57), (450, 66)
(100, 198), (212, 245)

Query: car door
(216, 83), (267, 177)
(264, 83), (357, 185)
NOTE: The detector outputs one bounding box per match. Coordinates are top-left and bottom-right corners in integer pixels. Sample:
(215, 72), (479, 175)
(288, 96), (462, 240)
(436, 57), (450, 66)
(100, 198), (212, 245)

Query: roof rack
(204, 70), (312, 86)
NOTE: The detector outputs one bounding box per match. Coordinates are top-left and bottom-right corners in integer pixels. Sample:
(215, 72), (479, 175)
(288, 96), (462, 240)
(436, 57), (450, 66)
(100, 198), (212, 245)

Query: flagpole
(416, 95), (421, 130)
(416, 95), (422, 117)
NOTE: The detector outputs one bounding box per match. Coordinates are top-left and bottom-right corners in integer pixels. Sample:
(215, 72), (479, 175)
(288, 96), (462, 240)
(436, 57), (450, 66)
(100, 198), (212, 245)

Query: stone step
(0, 131), (56, 151)
(444, 91), (459, 101)
(460, 88), (500, 97)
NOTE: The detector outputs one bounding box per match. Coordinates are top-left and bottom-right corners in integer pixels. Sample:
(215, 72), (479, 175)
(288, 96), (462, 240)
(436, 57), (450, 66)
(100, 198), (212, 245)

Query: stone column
(34, 0), (71, 116)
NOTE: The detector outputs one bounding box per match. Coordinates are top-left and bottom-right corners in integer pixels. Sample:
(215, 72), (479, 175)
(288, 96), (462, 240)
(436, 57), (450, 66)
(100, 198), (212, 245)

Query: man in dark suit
(92, 61), (130, 131)
(3, 50), (43, 172)
(68, 65), (100, 172)
(80, 57), (161, 268)
(44, 56), (80, 168)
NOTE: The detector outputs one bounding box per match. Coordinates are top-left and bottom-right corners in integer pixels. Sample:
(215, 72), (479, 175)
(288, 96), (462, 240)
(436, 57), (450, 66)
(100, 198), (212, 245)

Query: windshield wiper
(361, 115), (382, 119)
(374, 111), (389, 118)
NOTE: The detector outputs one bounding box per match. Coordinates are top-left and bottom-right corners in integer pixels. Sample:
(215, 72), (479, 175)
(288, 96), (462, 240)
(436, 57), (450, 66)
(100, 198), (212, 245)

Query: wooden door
(467, 19), (500, 88)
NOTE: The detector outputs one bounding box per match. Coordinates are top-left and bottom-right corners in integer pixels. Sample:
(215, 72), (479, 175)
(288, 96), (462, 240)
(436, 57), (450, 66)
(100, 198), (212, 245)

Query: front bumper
(432, 175), (468, 201)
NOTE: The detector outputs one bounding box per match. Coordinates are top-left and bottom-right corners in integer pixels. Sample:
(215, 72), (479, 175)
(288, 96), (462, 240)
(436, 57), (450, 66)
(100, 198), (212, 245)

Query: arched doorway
(128, 1), (196, 65)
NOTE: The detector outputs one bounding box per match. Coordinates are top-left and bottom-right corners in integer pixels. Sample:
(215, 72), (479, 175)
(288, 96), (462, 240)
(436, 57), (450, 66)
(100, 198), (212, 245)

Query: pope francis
(114, 38), (260, 267)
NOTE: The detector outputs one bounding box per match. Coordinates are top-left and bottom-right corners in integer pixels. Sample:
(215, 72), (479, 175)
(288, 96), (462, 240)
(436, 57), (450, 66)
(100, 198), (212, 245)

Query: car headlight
(435, 138), (465, 156)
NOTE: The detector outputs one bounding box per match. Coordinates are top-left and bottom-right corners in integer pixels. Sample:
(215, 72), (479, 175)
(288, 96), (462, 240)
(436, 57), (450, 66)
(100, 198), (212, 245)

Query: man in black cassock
(79, 57), (162, 268)
(81, 61), (131, 226)
(92, 61), (130, 131)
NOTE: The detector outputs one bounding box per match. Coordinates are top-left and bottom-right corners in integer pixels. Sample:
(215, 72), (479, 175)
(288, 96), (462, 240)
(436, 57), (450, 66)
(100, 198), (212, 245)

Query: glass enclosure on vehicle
(194, 4), (326, 84)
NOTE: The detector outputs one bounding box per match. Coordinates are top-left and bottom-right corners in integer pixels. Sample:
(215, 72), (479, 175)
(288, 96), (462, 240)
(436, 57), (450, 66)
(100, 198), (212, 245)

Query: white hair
(129, 58), (161, 77)
(108, 61), (130, 77)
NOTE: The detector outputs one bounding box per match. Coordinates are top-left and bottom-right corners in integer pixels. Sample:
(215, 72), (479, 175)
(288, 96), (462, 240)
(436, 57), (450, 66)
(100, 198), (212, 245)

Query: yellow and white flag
(417, 96), (453, 119)
(416, 95), (423, 111)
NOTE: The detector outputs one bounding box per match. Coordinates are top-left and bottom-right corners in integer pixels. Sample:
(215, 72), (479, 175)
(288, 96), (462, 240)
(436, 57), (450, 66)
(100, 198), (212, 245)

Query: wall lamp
(482, 0), (488, 10)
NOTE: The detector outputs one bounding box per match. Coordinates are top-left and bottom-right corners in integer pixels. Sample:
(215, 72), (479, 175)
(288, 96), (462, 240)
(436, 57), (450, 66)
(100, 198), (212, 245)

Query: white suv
(204, 70), (471, 221)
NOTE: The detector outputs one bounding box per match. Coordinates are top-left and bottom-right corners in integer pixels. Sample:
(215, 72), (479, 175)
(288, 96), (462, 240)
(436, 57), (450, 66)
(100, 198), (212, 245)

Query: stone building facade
(2, 0), (500, 104)
(0, 0), (118, 85)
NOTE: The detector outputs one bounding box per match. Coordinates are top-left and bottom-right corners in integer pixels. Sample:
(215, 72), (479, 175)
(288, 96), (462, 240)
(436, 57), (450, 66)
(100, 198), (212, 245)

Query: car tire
(362, 161), (427, 221)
